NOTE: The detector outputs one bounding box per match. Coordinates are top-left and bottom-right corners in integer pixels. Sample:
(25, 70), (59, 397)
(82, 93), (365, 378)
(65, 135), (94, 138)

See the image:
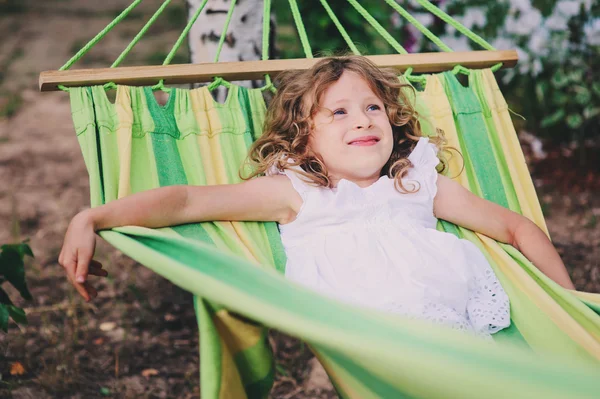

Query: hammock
(44, 0), (600, 398)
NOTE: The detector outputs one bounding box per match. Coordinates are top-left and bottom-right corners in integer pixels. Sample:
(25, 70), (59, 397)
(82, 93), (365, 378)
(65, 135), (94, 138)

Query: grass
(0, 94), (22, 119)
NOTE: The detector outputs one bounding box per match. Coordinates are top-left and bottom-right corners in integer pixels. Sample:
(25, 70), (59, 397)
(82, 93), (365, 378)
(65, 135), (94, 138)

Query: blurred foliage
(0, 242), (33, 332)
(273, 0), (404, 58)
(273, 0), (599, 144)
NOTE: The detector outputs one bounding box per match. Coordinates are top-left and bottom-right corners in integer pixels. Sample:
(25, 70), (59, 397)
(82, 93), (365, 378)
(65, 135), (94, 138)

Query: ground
(0, 1), (599, 398)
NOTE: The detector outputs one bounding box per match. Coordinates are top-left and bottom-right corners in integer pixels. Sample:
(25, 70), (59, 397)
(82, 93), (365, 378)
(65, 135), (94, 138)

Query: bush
(399, 0), (600, 144)
(0, 242), (33, 332)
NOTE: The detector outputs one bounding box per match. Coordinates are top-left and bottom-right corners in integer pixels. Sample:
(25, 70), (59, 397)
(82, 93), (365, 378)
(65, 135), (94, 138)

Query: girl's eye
(367, 104), (381, 111)
(333, 109), (346, 116)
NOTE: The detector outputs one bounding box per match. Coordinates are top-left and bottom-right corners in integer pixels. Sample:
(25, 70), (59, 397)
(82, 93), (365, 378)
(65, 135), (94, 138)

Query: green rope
(413, 0), (495, 51)
(319, 0), (361, 55)
(150, 0), (209, 91)
(59, 0), (143, 70)
(112, 0), (172, 68)
(214, 0), (238, 63)
(381, 0), (452, 53)
(262, 0), (271, 61)
(163, 0), (209, 66)
(288, 0), (313, 58)
(261, 0), (277, 93)
(345, 0), (407, 55)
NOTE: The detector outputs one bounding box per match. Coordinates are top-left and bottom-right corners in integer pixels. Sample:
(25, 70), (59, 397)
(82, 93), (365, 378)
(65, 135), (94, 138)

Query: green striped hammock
(68, 69), (600, 399)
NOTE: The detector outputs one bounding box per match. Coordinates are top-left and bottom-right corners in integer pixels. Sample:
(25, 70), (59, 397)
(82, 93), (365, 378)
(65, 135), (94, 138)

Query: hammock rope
(48, 1), (516, 93)
(111, 0), (173, 68)
(382, 0), (452, 53)
(214, 0), (239, 63)
(288, 0), (313, 58)
(346, 0), (408, 54)
(413, 0), (496, 51)
(58, 0), (143, 71)
(261, 0), (275, 92)
(319, 0), (362, 56)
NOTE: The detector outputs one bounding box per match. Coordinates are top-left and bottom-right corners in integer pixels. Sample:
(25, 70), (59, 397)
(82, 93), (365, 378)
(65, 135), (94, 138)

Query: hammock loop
(103, 82), (117, 91)
(452, 64), (471, 76)
(57, 85), (71, 92)
(151, 79), (172, 93)
(260, 74), (277, 93)
(491, 62), (503, 73)
(208, 76), (232, 91)
(404, 67), (427, 85)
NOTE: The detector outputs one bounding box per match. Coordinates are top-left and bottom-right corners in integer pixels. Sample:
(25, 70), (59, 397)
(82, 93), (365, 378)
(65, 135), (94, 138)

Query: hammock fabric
(69, 70), (600, 399)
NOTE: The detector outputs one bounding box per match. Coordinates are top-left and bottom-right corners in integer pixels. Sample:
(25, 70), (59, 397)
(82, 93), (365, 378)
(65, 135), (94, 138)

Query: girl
(59, 56), (575, 339)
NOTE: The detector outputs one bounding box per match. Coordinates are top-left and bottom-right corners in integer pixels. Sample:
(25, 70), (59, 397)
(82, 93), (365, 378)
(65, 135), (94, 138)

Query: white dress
(273, 137), (510, 338)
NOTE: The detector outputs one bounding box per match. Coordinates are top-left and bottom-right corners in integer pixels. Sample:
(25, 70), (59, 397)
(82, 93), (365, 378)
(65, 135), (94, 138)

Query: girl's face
(308, 70), (394, 188)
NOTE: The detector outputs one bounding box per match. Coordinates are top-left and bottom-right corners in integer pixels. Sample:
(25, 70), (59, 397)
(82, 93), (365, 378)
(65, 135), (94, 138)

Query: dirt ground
(0, 1), (599, 398)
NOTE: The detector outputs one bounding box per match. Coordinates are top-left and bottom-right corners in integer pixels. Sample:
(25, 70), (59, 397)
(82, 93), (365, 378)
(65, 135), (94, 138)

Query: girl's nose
(354, 112), (372, 130)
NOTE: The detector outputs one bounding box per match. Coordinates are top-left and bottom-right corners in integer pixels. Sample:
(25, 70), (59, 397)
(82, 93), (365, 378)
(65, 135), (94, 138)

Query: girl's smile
(347, 135), (381, 146)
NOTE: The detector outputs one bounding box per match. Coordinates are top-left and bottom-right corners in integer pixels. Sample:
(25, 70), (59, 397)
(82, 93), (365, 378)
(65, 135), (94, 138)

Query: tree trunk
(186, 0), (276, 102)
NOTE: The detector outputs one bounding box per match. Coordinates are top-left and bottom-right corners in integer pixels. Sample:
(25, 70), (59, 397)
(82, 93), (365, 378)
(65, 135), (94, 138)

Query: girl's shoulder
(407, 137), (439, 170)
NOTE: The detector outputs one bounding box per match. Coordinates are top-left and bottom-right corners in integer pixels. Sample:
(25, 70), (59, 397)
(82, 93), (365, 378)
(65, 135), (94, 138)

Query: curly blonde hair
(242, 55), (449, 193)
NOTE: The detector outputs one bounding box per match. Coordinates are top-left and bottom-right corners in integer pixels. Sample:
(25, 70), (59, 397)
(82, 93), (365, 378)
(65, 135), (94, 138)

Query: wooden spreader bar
(39, 50), (517, 92)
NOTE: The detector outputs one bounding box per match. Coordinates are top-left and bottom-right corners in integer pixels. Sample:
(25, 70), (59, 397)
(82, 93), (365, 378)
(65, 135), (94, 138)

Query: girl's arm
(433, 175), (575, 290)
(59, 175), (301, 301)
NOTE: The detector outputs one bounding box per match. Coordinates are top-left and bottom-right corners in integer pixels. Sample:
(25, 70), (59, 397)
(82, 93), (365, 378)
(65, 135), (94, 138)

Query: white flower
(412, 12), (434, 27)
(506, 7), (542, 36)
(491, 37), (516, 51)
(555, 0), (582, 18)
(456, 8), (486, 29)
(545, 12), (569, 31)
(528, 28), (550, 57)
(516, 47), (531, 74)
(584, 19), (600, 46)
(439, 34), (471, 52)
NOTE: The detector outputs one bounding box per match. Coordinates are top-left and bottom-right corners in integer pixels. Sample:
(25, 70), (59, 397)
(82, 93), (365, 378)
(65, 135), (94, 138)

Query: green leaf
(540, 109), (565, 128)
(0, 287), (14, 306)
(0, 247), (32, 301)
(566, 113), (583, 129)
(1, 243), (33, 259)
(573, 86), (591, 105)
(7, 306), (27, 326)
(100, 387), (111, 396)
(592, 82), (600, 97)
(551, 70), (569, 89)
(0, 304), (9, 332)
(583, 106), (600, 119)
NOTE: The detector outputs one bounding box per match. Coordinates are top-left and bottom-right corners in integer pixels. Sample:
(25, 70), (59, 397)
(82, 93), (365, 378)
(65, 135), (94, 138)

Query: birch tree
(186, 0), (275, 102)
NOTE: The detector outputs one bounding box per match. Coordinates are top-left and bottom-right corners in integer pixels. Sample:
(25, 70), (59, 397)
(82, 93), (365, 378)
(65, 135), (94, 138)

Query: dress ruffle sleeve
(466, 256), (511, 335)
(267, 159), (311, 201)
(407, 137), (441, 199)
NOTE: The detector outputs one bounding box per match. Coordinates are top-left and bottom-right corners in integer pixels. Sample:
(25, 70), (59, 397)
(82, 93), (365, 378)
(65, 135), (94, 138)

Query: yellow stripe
(115, 86), (133, 198)
(572, 291), (600, 305)
(217, 333), (247, 399)
(419, 75), (471, 189)
(189, 87), (229, 185)
(213, 309), (264, 353)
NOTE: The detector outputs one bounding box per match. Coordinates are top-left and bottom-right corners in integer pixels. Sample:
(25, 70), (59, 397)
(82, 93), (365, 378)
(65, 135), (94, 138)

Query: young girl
(59, 56), (575, 339)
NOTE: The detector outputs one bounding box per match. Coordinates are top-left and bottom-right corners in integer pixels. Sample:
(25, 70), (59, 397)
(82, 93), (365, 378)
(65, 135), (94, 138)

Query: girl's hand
(58, 211), (108, 301)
